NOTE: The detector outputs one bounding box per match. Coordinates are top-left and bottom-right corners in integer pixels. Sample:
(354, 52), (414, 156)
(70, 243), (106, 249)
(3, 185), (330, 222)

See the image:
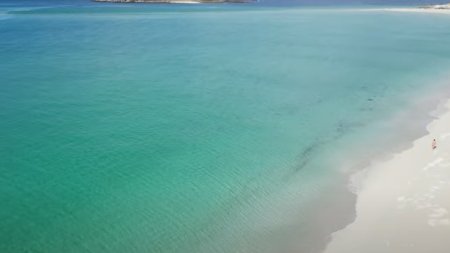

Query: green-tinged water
(2, 3), (450, 253)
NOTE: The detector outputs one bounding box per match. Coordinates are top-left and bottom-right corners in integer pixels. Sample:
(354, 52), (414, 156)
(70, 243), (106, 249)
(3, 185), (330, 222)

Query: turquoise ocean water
(2, 2), (450, 253)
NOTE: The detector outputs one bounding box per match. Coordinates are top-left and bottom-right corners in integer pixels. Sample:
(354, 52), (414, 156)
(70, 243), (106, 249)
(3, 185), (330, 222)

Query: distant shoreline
(94, 0), (255, 3)
(419, 3), (450, 10)
(381, 7), (450, 14)
(388, 3), (450, 13)
(354, 7), (450, 15)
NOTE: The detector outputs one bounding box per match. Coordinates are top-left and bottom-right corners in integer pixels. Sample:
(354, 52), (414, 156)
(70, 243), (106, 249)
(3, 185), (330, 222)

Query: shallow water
(2, 3), (450, 253)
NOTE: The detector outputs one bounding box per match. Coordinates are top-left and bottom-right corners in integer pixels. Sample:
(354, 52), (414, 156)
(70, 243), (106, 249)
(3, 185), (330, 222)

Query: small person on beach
(432, 138), (437, 150)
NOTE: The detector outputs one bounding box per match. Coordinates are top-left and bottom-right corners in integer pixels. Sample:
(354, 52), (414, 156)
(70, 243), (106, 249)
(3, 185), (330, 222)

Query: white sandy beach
(324, 100), (450, 253)
(373, 8), (450, 14)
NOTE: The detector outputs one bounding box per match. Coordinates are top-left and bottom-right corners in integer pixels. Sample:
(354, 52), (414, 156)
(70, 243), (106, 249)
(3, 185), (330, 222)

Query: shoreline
(324, 98), (450, 252)
(298, 74), (450, 253)
(368, 7), (450, 14)
(93, 0), (255, 4)
(302, 71), (450, 253)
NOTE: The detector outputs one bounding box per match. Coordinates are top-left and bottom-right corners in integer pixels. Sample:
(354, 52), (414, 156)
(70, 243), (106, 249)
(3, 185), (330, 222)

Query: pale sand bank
(371, 8), (450, 14)
(324, 100), (450, 253)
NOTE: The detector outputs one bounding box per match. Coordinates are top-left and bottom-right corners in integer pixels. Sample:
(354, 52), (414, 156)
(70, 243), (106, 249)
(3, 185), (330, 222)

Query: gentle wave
(0, 14), (9, 20)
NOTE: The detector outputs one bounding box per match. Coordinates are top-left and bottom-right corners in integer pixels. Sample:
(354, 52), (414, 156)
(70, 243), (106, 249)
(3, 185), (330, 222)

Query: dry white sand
(373, 8), (450, 15)
(324, 100), (450, 253)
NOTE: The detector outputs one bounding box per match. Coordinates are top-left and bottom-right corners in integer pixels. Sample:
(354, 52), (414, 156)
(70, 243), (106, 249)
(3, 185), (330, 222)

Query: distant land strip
(419, 3), (450, 9)
(94, 0), (255, 3)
